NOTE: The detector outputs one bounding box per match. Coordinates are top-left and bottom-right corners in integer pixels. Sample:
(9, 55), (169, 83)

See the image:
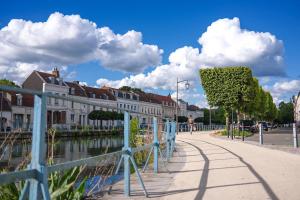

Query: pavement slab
(101, 131), (300, 200)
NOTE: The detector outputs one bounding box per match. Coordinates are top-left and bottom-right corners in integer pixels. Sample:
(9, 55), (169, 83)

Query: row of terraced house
(0, 68), (203, 132)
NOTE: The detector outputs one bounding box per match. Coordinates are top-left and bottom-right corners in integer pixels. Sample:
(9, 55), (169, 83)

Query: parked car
(240, 120), (257, 133)
(259, 121), (268, 131)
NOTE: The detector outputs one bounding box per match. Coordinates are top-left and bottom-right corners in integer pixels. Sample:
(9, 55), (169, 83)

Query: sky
(0, 0), (300, 107)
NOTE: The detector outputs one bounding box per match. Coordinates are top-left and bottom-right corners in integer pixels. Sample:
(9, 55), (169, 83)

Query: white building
(0, 91), (34, 132)
(22, 68), (117, 130)
(177, 99), (204, 119)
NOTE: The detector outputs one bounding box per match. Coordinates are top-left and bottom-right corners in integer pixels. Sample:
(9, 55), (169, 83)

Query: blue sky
(0, 0), (299, 107)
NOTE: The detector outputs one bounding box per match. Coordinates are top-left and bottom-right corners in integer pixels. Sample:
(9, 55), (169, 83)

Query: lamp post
(176, 78), (190, 135)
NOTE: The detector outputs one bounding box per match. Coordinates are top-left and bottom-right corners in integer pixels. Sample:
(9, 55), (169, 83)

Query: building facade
(0, 68), (204, 131)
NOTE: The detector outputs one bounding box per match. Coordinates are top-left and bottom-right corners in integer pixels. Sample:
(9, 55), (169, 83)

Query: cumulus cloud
(198, 17), (284, 76)
(97, 17), (285, 93)
(263, 79), (300, 104)
(0, 12), (162, 82)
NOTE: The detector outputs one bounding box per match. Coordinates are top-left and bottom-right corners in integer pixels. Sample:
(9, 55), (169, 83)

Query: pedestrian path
(102, 131), (300, 200)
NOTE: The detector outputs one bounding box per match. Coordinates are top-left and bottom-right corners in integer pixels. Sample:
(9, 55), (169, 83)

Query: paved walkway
(103, 131), (300, 200)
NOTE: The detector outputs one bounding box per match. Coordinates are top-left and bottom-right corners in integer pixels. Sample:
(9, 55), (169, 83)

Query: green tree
(130, 117), (139, 147)
(200, 67), (254, 130)
(177, 116), (188, 123)
(277, 101), (294, 124)
(0, 79), (19, 87)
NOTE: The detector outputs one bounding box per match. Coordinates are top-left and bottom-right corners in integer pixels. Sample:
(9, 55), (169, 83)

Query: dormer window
(16, 94), (22, 106)
(50, 77), (55, 84)
(70, 88), (75, 95)
(118, 92), (123, 98)
(58, 78), (63, 85)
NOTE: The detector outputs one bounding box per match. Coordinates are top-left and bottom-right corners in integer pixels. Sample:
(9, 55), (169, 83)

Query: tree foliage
(88, 110), (123, 121)
(177, 116), (188, 123)
(200, 67), (254, 112)
(200, 67), (278, 124)
(0, 79), (19, 87)
(277, 101), (294, 124)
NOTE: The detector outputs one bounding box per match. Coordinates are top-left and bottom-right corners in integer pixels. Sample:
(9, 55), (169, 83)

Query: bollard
(242, 122), (245, 141)
(231, 124), (233, 140)
(293, 123), (298, 148)
(259, 123), (263, 145)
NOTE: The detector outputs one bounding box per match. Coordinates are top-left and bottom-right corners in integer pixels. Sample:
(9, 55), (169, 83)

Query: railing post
(166, 120), (170, 161)
(170, 121), (176, 156)
(20, 94), (50, 200)
(123, 111), (130, 196)
(153, 117), (158, 173)
(259, 123), (263, 145)
(293, 123), (298, 148)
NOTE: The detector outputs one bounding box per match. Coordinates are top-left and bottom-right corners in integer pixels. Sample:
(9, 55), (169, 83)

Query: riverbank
(0, 129), (123, 140)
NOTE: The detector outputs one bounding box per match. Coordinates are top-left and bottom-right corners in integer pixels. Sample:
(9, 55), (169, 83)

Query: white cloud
(97, 17), (285, 92)
(0, 12), (162, 82)
(198, 17), (284, 76)
(263, 79), (300, 104)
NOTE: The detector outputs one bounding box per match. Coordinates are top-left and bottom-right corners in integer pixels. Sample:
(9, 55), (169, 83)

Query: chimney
(52, 67), (60, 78)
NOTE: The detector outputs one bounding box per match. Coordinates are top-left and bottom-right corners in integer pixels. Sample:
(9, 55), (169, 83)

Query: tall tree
(200, 67), (254, 130)
(0, 79), (19, 87)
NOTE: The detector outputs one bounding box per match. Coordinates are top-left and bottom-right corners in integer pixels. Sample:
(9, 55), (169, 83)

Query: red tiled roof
(35, 71), (67, 86)
(82, 86), (116, 101)
(0, 93), (12, 111)
(65, 82), (87, 97)
(187, 105), (200, 111)
(147, 93), (176, 106)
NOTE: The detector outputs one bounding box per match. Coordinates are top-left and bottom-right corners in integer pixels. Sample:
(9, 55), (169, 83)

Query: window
(55, 93), (59, 105)
(71, 101), (74, 109)
(120, 104), (122, 108)
(47, 97), (51, 105)
(70, 88), (75, 95)
(127, 104), (130, 109)
(70, 114), (75, 122)
(62, 94), (66, 106)
(16, 94), (22, 106)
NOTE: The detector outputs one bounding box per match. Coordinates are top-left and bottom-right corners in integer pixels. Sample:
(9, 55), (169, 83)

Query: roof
(0, 91), (34, 110)
(135, 92), (161, 104)
(65, 82), (87, 97)
(35, 71), (67, 86)
(147, 93), (176, 105)
(82, 86), (116, 101)
(187, 105), (201, 111)
(0, 93), (12, 111)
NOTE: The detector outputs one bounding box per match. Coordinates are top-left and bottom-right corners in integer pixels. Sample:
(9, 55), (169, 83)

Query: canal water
(0, 135), (124, 170)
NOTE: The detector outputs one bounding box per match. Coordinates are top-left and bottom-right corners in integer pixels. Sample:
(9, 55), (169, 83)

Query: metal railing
(0, 85), (177, 199)
(178, 122), (225, 132)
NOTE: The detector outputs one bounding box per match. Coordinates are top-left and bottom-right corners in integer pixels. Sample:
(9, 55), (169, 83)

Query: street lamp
(176, 78), (190, 135)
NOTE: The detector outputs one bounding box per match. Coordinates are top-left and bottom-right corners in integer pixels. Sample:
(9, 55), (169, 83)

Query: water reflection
(0, 136), (124, 170)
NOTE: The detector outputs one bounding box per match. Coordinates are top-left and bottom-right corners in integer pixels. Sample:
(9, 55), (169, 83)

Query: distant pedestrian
(188, 115), (194, 135)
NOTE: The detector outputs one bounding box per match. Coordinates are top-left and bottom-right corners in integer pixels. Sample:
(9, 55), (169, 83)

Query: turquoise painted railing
(0, 85), (176, 199)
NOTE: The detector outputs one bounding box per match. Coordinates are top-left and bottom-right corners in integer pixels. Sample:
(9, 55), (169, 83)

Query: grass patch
(217, 130), (253, 137)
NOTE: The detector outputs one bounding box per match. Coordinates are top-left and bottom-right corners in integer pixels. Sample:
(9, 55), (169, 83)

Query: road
(245, 127), (300, 147)
(103, 131), (300, 200)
